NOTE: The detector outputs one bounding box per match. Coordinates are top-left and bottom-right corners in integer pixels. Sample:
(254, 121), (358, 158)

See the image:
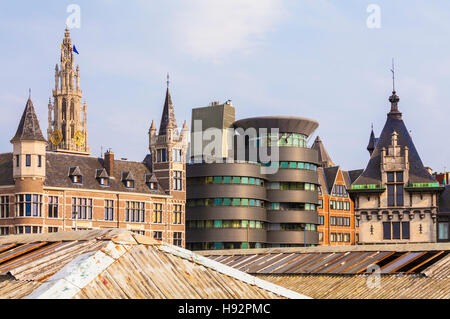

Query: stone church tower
(47, 28), (89, 155)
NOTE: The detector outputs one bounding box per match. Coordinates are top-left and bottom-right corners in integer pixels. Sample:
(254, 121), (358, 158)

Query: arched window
(70, 100), (75, 120)
(62, 99), (67, 120)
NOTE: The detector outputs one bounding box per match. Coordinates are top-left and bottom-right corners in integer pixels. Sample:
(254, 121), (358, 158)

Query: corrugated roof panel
(75, 245), (285, 299)
(304, 253), (346, 274)
(342, 252), (391, 274)
(262, 253), (302, 274)
(323, 252), (367, 274)
(247, 254), (286, 273)
(258, 274), (450, 299)
(0, 242), (48, 264)
(289, 254), (329, 273)
(379, 252), (425, 274)
(272, 254), (310, 274)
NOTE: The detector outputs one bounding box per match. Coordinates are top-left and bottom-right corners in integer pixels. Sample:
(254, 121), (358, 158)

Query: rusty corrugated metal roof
(0, 230), (304, 299)
(257, 274), (450, 299)
(202, 248), (450, 276)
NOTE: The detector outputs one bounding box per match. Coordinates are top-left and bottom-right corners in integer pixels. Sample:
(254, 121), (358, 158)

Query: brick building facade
(313, 137), (360, 246)
(0, 29), (188, 247)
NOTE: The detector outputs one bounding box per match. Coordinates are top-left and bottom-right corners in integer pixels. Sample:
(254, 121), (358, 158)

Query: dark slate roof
(121, 171), (135, 181)
(341, 171), (351, 189)
(439, 185), (450, 213)
(10, 98), (46, 143)
(158, 87), (178, 136)
(323, 166), (340, 194)
(96, 168), (109, 178)
(353, 92), (436, 186)
(0, 153), (14, 186)
(44, 152), (167, 195)
(68, 166), (82, 176)
(311, 136), (335, 168)
(317, 167), (329, 196)
(347, 169), (364, 184)
(145, 174), (158, 183)
(367, 129), (377, 153)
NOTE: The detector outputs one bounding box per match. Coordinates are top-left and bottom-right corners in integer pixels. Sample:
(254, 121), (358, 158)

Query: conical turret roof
(311, 136), (335, 168)
(353, 91), (436, 185)
(158, 87), (178, 135)
(11, 97), (46, 143)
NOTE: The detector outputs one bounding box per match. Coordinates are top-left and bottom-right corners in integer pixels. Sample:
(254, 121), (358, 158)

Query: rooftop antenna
(390, 58), (396, 92)
(166, 73), (170, 88)
(28, 88), (31, 99)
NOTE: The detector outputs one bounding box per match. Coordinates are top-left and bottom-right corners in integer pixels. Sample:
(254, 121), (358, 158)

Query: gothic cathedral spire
(47, 27), (90, 155)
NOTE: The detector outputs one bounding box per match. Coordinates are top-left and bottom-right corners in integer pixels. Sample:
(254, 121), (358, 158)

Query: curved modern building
(233, 116), (320, 247)
(186, 110), (321, 250)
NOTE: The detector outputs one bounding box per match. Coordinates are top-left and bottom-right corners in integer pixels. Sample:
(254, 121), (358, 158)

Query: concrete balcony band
(187, 184), (267, 200)
(265, 169), (318, 184)
(266, 189), (319, 204)
(186, 228), (267, 243)
(266, 210), (318, 224)
(187, 207), (268, 222)
(187, 162), (264, 179)
(266, 230), (319, 245)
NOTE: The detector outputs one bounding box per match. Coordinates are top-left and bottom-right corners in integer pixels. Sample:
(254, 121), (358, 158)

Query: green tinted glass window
(232, 198), (241, 206)
(280, 162), (289, 169)
(214, 220), (222, 228)
(223, 220), (232, 228)
(249, 221), (256, 228)
(233, 177), (241, 184)
(241, 177), (249, 184)
(214, 176), (222, 184)
(249, 178), (256, 185)
(249, 199), (256, 207)
(223, 198), (232, 206)
(242, 220), (249, 228)
(223, 176), (232, 184)
(255, 178), (261, 186)
(241, 198), (249, 206)
(214, 198), (223, 206)
(298, 162), (304, 169)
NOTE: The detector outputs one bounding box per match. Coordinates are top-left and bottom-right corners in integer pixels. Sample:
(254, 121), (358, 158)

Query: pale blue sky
(0, 0), (448, 172)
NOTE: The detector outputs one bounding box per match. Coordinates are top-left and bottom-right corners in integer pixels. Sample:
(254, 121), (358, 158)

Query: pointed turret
(158, 86), (178, 136)
(367, 125), (377, 156)
(311, 136), (335, 168)
(11, 97), (46, 143)
(11, 95), (47, 188)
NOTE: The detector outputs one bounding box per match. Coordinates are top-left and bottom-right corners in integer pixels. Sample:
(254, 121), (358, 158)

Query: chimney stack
(104, 149), (114, 176)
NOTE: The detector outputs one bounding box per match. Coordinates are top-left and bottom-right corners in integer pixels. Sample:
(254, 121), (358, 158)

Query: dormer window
(72, 175), (82, 184)
(96, 168), (110, 187)
(69, 167), (83, 185)
(146, 174), (158, 191)
(122, 171), (135, 189)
